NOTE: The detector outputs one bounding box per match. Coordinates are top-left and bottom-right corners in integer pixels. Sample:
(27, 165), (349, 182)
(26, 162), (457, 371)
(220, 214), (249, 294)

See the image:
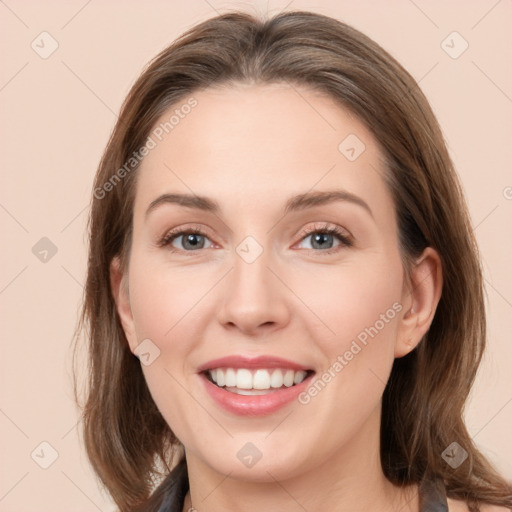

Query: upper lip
(197, 355), (313, 373)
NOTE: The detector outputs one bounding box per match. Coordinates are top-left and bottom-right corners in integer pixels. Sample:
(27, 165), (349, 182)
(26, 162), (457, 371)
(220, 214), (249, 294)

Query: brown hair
(72, 9), (512, 512)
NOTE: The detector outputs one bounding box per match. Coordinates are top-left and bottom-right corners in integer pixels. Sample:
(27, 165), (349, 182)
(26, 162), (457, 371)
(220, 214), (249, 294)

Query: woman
(73, 9), (512, 512)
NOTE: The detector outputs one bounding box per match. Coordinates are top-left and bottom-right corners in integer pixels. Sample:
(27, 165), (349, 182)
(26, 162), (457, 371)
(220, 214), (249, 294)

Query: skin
(111, 82), (445, 511)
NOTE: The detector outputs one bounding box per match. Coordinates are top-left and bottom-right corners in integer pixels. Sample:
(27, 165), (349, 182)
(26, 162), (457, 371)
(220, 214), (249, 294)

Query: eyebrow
(145, 189), (373, 219)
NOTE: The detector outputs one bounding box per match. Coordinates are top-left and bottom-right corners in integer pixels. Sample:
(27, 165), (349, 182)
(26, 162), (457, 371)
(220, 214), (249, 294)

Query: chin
(190, 436), (314, 483)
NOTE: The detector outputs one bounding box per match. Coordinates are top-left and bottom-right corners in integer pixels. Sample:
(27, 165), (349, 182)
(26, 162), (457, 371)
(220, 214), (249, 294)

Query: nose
(216, 244), (290, 336)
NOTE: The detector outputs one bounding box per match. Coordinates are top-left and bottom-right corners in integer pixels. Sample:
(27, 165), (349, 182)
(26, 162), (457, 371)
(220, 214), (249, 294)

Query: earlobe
(110, 256), (138, 353)
(395, 247), (443, 358)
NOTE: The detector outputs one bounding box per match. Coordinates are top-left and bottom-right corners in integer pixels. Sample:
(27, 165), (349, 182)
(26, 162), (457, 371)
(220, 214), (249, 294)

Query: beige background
(1, 0), (511, 510)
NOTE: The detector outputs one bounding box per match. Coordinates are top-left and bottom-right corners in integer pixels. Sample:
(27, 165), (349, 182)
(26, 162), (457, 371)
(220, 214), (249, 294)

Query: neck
(183, 407), (419, 512)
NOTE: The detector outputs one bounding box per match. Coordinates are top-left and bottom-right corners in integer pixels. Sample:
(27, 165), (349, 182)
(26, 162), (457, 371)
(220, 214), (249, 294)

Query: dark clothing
(155, 459), (448, 512)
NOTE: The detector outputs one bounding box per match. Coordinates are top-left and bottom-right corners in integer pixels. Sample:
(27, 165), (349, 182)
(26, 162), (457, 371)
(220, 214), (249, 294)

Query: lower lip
(200, 373), (314, 416)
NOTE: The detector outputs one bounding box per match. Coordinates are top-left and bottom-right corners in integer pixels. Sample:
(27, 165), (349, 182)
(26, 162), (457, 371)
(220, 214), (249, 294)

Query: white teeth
(208, 368), (308, 391)
(283, 369), (294, 387)
(294, 370), (305, 385)
(225, 368), (237, 387)
(232, 388), (270, 396)
(237, 369), (253, 389)
(270, 369), (284, 388)
(252, 369), (268, 389)
(216, 368), (225, 387)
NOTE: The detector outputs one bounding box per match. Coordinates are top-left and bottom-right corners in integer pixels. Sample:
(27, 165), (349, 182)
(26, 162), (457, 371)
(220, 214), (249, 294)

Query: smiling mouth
(204, 367), (315, 395)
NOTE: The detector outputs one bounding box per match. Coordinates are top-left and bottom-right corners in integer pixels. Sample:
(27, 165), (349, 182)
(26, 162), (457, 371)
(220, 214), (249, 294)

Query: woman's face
(114, 82), (423, 481)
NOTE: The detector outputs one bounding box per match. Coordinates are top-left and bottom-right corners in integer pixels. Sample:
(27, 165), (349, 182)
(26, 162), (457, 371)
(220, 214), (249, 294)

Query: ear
(395, 247), (443, 358)
(110, 256), (138, 353)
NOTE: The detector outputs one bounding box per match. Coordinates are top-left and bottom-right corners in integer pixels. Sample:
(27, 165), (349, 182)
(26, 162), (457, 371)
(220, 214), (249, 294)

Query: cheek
(128, 252), (212, 340)
(291, 256), (403, 448)
(297, 252), (403, 407)
(126, 253), (217, 435)
(298, 252), (403, 349)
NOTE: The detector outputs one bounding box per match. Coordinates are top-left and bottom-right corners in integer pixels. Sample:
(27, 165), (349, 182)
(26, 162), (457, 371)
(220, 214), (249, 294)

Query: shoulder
(447, 497), (511, 512)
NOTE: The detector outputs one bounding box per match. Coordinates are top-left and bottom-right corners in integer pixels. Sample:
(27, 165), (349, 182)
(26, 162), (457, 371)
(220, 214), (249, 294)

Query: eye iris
(183, 233), (204, 250)
(311, 232), (333, 249)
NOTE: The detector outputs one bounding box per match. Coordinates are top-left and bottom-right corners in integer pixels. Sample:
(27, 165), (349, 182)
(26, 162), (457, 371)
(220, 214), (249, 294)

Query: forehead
(133, 82), (392, 222)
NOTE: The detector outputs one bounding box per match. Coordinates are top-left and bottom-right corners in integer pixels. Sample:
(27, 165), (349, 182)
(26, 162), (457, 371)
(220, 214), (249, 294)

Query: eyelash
(157, 223), (353, 255)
